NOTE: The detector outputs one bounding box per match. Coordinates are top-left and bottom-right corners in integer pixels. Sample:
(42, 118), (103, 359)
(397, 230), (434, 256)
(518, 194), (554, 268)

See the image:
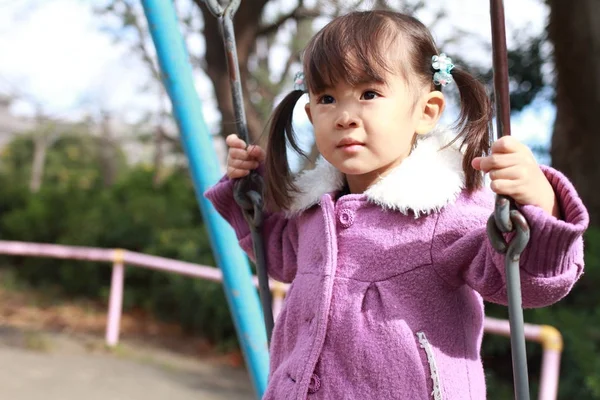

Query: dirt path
(0, 325), (256, 400)
(0, 280), (257, 400)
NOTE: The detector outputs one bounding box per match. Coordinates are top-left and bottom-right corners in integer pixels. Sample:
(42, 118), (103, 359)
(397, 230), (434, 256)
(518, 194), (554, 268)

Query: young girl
(205, 10), (588, 400)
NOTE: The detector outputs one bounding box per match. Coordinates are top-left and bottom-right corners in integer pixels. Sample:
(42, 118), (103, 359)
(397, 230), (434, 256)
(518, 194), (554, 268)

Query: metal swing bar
(487, 1), (532, 399)
(140, 0), (270, 397)
(202, 0), (275, 344)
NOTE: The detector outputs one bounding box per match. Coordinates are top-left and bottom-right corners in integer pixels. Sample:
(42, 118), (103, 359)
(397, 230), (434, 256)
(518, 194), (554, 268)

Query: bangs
(303, 13), (401, 93)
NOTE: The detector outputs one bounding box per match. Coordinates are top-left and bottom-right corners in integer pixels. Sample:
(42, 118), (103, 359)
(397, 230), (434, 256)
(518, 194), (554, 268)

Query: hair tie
(293, 72), (307, 92)
(432, 53), (454, 87)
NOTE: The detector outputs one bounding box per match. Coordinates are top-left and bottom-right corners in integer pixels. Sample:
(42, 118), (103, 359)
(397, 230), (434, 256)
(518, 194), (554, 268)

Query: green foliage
(0, 130), (126, 191)
(451, 30), (547, 115)
(0, 135), (238, 346)
(506, 34), (547, 112)
(484, 228), (600, 399)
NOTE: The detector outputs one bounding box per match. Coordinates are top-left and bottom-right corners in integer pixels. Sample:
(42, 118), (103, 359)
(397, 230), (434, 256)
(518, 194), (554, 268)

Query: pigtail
(265, 89), (307, 211)
(450, 68), (493, 192)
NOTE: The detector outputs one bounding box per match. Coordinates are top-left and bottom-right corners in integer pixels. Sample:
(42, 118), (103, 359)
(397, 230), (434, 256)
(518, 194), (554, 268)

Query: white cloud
(0, 1), (130, 115)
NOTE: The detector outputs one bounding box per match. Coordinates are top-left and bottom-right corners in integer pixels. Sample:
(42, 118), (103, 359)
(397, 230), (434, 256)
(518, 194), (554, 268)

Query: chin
(335, 163), (375, 176)
(321, 153), (376, 175)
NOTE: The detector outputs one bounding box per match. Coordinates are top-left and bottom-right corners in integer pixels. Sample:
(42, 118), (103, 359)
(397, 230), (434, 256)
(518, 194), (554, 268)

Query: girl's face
(305, 70), (445, 194)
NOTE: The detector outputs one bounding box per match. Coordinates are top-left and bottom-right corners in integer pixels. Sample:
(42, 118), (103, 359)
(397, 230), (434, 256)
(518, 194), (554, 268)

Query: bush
(484, 228), (600, 399)
(0, 166), (237, 346)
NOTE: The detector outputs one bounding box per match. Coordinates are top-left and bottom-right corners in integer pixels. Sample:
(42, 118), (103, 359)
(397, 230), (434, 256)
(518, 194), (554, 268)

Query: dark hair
(265, 10), (492, 211)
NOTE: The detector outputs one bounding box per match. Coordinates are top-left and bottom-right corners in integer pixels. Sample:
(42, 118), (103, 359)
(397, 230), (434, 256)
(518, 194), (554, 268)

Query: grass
(23, 331), (53, 352)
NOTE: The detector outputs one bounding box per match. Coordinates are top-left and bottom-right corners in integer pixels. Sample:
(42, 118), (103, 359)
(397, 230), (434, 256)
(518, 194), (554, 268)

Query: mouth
(336, 138), (365, 148)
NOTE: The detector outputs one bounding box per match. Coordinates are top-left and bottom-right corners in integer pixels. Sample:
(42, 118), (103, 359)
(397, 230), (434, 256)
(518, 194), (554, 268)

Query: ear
(304, 103), (313, 124)
(415, 91), (445, 135)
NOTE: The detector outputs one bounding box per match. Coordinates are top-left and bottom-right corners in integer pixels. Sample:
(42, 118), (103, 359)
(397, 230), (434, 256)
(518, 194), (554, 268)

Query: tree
(548, 0), (600, 227)
(0, 82), (69, 192)
(95, 0), (183, 184)
(1, 125), (127, 192)
(194, 0), (319, 144)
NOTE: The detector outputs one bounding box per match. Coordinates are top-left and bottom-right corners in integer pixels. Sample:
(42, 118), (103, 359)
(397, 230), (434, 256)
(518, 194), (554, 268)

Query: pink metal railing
(484, 317), (562, 400)
(0, 240), (561, 399)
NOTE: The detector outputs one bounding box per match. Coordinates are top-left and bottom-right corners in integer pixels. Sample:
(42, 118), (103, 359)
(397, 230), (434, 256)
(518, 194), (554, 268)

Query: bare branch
(118, 0), (161, 82)
(257, 7), (320, 37)
(373, 0), (393, 10)
(427, 7), (448, 32)
(320, 0), (369, 15)
(402, 0), (426, 15)
(274, 51), (302, 94)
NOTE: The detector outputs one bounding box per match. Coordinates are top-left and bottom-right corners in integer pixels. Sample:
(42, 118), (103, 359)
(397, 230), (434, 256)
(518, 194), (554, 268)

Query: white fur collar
(287, 128), (466, 217)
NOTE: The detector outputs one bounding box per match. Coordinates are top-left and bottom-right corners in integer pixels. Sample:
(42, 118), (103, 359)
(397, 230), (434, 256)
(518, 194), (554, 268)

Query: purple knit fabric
(204, 165), (588, 400)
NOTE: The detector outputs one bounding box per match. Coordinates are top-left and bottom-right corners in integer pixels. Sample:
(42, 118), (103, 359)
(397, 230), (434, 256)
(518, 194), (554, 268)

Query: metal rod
(106, 258), (125, 347)
(250, 219), (275, 341)
(220, 15), (250, 144)
(489, 1), (531, 399)
(505, 257), (531, 399)
(213, 2), (274, 342)
(140, 1), (269, 397)
(490, 0), (512, 139)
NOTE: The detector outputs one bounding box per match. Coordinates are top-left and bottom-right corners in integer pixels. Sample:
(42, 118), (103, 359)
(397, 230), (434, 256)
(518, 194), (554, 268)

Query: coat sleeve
(203, 173), (299, 283)
(431, 166), (589, 308)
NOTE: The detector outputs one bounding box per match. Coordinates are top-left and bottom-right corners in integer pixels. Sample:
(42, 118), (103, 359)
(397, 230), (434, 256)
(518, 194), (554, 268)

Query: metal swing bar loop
(488, 1), (531, 399)
(202, 0), (274, 343)
(203, 0), (241, 19)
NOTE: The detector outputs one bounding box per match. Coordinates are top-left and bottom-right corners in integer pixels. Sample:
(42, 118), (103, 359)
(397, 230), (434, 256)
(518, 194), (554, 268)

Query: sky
(0, 0), (553, 160)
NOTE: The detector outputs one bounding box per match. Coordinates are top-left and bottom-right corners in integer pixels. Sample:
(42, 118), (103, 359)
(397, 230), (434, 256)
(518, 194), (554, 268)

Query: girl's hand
(225, 134), (266, 179)
(472, 136), (560, 218)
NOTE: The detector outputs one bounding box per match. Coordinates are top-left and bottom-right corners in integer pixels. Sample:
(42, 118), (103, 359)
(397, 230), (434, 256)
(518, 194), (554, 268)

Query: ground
(0, 279), (256, 400)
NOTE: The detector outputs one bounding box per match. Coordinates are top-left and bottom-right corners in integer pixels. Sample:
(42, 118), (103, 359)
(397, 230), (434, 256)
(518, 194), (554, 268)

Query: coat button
(338, 209), (355, 228)
(308, 373), (321, 394)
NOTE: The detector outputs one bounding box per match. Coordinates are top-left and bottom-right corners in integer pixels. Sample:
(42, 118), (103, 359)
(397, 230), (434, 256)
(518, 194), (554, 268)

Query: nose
(335, 110), (360, 129)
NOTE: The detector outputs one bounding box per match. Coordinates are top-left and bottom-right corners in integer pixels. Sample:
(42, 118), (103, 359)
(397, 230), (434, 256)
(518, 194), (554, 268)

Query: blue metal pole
(140, 1), (269, 397)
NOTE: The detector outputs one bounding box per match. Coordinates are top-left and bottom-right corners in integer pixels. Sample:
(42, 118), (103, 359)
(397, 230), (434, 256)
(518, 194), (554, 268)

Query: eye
(361, 90), (380, 100)
(317, 95), (335, 104)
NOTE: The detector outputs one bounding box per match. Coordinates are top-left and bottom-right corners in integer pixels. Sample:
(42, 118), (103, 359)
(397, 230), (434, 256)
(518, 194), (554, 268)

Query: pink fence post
(271, 281), (286, 322)
(106, 249), (125, 347)
(484, 317), (563, 400)
(538, 325), (563, 400)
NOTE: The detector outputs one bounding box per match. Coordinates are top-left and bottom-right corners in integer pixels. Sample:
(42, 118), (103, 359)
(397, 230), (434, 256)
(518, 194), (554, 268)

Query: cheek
(313, 133), (329, 154)
(312, 119), (331, 138)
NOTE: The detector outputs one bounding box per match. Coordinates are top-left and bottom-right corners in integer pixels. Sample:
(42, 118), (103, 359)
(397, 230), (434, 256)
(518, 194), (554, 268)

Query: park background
(0, 0), (599, 398)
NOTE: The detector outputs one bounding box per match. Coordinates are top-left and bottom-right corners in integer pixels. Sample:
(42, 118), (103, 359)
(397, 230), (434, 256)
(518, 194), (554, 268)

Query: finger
(247, 145), (266, 162)
(491, 136), (521, 154)
(227, 167), (251, 179)
(471, 157), (482, 171)
(488, 165), (524, 181)
(478, 153), (521, 172)
(489, 179), (519, 195)
(229, 146), (265, 162)
(228, 158), (260, 171)
(225, 134), (247, 149)
(228, 147), (253, 161)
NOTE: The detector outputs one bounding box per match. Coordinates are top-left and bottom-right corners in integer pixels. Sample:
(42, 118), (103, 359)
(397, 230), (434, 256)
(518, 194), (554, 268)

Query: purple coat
(205, 131), (588, 400)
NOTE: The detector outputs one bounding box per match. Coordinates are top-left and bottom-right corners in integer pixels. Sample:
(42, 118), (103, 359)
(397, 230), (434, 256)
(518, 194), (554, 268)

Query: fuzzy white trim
(287, 127), (466, 217)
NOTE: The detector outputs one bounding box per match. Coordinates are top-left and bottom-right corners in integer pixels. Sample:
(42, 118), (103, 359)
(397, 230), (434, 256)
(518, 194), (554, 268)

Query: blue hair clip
(432, 53), (454, 87)
(294, 72), (307, 92)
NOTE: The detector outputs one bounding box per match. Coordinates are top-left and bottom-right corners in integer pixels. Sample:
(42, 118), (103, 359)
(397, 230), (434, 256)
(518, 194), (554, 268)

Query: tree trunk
(548, 0), (600, 227)
(153, 124), (165, 186)
(30, 135), (49, 193)
(99, 112), (118, 187)
(29, 114), (58, 193)
(198, 0), (269, 144)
